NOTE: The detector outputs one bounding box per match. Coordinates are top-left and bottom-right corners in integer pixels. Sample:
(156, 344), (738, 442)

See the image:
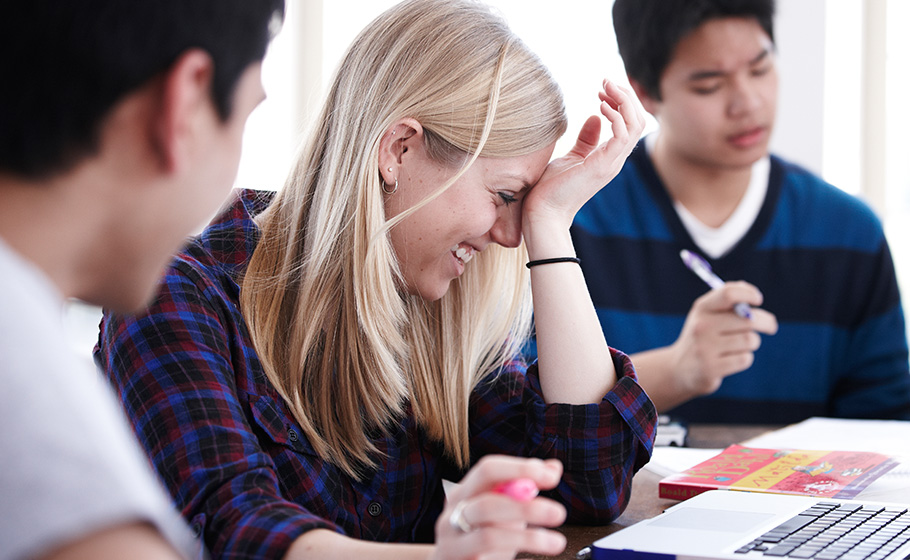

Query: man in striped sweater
(572, 0), (910, 423)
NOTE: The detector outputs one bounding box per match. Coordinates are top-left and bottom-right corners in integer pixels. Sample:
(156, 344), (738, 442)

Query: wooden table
(521, 424), (782, 559)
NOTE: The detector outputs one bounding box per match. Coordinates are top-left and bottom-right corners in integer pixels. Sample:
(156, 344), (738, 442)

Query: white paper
(644, 447), (722, 478)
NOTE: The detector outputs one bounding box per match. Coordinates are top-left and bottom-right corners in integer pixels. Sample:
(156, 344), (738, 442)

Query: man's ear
(628, 77), (660, 118)
(150, 49), (216, 174)
(377, 118), (423, 186)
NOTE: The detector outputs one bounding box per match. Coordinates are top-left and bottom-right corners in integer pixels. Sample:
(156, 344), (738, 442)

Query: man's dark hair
(612, 0), (775, 101)
(0, 0), (286, 179)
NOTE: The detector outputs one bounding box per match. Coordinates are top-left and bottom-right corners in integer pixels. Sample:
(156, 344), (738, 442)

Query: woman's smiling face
(384, 137), (555, 302)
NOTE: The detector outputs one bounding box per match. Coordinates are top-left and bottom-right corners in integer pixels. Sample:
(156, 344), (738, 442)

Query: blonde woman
(96, 0), (656, 558)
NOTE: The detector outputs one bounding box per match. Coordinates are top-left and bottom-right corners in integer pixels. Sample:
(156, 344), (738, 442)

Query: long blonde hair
(240, 0), (567, 478)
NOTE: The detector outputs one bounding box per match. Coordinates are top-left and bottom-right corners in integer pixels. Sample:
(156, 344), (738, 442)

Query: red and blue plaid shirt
(95, 189), (656, 559)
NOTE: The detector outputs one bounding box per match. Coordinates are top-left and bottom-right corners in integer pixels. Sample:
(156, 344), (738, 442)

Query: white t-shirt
(673, 156), (770, 259)
(644, 132), (770, 259)
(0, 238), (198, 559)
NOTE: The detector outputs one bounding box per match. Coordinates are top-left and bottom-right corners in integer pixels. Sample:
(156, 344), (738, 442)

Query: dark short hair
(612, 0), (775, 100)
(0, 0), (285, 179)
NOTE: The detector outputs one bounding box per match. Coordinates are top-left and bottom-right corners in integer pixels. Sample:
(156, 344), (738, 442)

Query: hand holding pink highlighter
(493, 478), (539, 501)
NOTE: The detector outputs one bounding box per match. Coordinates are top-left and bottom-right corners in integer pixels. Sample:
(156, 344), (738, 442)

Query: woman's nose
(490, 205), (523, 248)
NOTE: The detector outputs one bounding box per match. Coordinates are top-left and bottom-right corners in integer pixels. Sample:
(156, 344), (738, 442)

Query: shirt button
(288, 428), (299, 442)
(367, 501), (382, 517)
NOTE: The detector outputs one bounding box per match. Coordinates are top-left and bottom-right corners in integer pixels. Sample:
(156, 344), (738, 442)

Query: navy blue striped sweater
(571, 140), (910, 423)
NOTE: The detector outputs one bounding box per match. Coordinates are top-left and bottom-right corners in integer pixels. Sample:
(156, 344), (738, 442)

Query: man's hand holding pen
(668, 275), (779, 397)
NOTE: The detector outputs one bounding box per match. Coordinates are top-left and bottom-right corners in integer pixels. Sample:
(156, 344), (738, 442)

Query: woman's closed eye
(498, 191), (518, 206)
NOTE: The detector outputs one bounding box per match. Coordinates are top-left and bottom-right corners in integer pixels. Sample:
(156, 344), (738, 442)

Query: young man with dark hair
(572, 0), (910, 423)
(0, 1), (284, 558)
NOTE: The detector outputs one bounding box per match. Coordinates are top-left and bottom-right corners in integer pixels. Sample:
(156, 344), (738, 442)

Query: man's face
(642, 17), (778, 171)
(172, 62), (266, 241)
(105, 62), (266, 312)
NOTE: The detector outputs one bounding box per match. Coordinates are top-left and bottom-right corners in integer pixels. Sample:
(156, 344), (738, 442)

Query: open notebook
(592, 486), (910, 560)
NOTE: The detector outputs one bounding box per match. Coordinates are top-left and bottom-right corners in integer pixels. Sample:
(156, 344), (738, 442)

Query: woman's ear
(378, 118), (423, 185)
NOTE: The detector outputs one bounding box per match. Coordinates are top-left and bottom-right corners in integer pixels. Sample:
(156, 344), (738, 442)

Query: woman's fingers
(600, 80), (644, 127)
(566, 115), (602, 160)
(448, 455), (563, 503)
(433, 456), (567, 560)
(449, 491), (566, 532)
(560, 80), (640, 187)
(519, 79), (645, 232)
(597, 82), (642, 159)
(449, 525), (567, 559)
(614, 81), (647, 133)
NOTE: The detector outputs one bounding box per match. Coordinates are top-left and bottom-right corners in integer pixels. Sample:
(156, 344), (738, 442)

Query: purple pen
(679, 249), (752, 319)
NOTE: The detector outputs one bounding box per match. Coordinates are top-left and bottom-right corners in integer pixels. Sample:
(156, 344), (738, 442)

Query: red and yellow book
(658, 445), (898, 501)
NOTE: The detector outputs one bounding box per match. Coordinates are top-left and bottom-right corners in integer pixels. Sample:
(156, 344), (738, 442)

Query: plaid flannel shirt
(95, 189), (657, 559)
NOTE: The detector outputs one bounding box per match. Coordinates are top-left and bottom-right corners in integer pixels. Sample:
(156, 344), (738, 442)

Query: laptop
(591, 490), (910, 560)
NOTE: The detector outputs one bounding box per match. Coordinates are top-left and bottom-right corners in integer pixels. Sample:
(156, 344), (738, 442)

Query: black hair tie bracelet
(526, 257), (581, 269)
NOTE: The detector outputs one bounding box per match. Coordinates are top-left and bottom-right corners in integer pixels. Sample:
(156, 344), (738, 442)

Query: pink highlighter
(493, 478), (539, 501)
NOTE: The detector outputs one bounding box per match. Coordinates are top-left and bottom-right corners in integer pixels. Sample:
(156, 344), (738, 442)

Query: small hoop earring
(383, 177), (398, 195)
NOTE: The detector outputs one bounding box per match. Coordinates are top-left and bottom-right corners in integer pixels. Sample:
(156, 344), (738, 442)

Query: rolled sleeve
(468, 349), (656, 524)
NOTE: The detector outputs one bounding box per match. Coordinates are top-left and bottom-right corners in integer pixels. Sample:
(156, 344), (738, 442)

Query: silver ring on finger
(449, 501), (473, 533)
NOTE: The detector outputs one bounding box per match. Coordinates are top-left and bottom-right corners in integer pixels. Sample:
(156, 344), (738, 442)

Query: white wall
(774, 0), (827, 178)
(237, 0), (851, 192)
(70, 0), (910, 357)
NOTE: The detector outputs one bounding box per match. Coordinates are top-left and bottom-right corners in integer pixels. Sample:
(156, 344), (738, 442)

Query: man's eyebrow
(687, 47), (772, 81)
(748, 48), (771, 66)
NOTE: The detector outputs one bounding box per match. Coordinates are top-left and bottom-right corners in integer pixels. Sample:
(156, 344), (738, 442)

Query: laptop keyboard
(734, 501), (910, 560)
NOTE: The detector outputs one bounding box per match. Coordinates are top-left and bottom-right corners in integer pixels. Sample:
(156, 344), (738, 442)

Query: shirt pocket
(245, 393), (345, 521)
(247, 393), (317, 457)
